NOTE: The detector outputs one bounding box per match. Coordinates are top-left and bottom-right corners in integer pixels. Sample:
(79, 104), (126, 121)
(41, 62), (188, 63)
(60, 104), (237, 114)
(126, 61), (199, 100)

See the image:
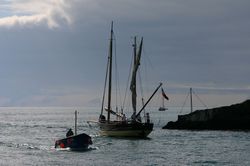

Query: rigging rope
(138, 68), (146, 116)
(122, 45), (133, 113)
(141, 43), (150, 102)
(113, 34), (118, 111)
(193, 91), (208, 109)
(100, 50), (110, 115)
(141, 44), (151, 115)
(179, 92), (190, 114)
(113, 32), (123, 115)
(179, 88), (208, 114)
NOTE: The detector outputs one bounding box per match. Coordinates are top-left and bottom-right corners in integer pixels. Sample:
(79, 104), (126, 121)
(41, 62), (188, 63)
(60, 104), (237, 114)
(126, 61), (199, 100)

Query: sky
(0, 0), (249, 108)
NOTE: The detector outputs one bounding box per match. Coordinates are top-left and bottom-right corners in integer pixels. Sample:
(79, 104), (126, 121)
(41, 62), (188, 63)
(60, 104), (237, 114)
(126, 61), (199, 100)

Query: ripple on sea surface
(0, 107), (250, 165)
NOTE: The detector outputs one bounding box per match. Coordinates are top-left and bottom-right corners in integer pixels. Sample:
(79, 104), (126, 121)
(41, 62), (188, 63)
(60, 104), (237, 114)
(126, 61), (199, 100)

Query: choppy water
(0, 107), (250, 166)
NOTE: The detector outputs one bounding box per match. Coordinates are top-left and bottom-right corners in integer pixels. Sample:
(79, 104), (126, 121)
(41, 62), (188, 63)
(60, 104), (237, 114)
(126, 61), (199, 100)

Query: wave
(0, 122), (69, 130)
(0, 141), (53, 151)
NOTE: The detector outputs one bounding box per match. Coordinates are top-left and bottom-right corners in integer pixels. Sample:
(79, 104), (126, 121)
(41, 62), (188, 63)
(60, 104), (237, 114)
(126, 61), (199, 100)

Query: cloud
(0, 0), (249, 107)
(0, 0), (72, 28)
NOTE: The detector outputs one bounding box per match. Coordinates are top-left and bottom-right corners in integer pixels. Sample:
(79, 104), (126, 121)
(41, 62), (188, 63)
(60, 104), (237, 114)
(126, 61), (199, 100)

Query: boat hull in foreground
(55, 133), (92, 151)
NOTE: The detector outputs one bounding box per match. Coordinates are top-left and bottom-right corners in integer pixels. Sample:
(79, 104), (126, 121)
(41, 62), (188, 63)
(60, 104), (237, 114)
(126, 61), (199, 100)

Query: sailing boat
(97, 22), (162, 138)
(179, 87), (208, 114)
(158, 88), (169, 111)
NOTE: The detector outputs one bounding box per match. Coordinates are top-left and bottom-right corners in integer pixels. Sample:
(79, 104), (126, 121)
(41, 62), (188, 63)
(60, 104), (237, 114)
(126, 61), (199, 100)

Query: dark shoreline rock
(163, 100), (250, 130)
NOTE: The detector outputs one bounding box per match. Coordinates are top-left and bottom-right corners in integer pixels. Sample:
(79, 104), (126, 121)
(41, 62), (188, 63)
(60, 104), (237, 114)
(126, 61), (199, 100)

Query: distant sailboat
(158, 88), (169, 111)
(179, 87), (208, 114)
(97, 22), (162, 138)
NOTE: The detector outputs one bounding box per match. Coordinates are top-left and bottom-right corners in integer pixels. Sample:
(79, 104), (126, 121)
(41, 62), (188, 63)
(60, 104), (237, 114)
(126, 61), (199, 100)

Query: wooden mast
(75, 110), (77, 135)
(132, 36), (137, 115)
(190, 88), (193, 113)
(107, 22), (114, 122)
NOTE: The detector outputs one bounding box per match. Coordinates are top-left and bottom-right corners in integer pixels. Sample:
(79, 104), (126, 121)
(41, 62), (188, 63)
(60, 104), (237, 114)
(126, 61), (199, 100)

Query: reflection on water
(0, 107), (250, 165)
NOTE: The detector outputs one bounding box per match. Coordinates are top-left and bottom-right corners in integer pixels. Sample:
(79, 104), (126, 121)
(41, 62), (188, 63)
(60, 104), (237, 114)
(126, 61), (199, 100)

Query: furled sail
(130, 37), (143, 115)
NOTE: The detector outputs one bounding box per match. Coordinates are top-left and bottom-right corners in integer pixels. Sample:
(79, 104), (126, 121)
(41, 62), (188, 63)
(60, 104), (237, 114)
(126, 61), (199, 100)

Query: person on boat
(99, 114), (106, 123)
(66, 128), (74, 137)
(122, 113), (126, 122)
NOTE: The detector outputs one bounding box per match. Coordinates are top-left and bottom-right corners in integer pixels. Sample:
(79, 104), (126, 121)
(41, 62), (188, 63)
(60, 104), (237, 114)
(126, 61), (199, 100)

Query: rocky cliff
(163, 100), (250, 130)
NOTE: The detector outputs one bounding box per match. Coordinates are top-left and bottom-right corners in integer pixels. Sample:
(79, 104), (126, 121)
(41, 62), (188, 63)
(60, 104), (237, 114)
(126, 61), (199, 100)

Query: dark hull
(55, 133), (92, 150)
(158, 107), (167, 111)
(99, 121), (153, 138)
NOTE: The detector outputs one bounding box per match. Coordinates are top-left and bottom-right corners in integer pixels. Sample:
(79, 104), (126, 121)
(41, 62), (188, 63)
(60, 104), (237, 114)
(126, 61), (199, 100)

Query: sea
(0, 107), (249, 166)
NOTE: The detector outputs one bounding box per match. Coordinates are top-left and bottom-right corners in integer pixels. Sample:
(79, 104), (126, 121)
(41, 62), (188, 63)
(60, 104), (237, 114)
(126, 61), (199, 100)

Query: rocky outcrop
(163, 100), (250, 130)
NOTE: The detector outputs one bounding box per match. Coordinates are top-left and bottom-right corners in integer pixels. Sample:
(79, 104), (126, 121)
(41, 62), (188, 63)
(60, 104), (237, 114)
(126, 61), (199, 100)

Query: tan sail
(130, 37), (143, 116)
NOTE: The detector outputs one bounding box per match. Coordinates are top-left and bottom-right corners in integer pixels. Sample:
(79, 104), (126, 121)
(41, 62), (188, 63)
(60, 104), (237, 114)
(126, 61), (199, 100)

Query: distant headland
(163, 100), (250, 130)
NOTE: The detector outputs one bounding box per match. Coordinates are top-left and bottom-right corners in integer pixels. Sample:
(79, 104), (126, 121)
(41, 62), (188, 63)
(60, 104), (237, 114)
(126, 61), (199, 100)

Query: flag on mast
(161, 88), (169, 100)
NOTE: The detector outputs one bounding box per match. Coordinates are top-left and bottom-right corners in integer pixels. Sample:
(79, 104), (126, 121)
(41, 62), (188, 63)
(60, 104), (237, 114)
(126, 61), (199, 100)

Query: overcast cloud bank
(0, 0), (249, 107)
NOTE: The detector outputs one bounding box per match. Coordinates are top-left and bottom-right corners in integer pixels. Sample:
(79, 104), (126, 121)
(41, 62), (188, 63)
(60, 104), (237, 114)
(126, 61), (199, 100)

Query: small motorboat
(55, 133), (92, 151)
(55, 110), (92, 151)
(158, 107), (167, 111)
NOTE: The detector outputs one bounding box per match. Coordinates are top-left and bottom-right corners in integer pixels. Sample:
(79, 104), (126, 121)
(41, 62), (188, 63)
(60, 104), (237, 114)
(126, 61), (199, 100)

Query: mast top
(111, 21), (114, 36)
